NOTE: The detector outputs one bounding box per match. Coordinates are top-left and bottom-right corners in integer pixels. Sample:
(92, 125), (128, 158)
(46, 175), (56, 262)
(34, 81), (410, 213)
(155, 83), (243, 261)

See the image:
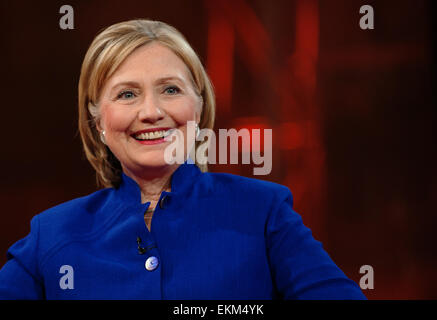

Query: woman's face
(98, 42), (202, 177)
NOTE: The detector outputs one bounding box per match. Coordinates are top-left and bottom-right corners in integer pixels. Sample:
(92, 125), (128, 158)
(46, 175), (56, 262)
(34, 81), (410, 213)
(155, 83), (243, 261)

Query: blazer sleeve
(265, 188), (366, 300)
(0, 215), (44, 299)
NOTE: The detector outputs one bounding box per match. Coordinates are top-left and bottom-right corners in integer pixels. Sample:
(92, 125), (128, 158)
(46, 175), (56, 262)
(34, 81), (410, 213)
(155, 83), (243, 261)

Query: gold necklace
(144, 183), (171, 213)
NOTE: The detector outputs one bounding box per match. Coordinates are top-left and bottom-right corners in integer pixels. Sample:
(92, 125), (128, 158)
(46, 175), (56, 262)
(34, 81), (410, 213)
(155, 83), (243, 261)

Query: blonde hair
(78, 19), (216, 188)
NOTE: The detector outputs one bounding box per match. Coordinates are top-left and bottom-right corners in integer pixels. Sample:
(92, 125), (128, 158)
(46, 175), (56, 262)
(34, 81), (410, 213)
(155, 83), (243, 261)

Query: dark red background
(0, 0), (435, 299)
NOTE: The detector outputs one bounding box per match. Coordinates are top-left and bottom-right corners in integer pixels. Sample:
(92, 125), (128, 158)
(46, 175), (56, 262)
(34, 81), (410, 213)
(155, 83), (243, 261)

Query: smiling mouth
(132, 129), (173, 141)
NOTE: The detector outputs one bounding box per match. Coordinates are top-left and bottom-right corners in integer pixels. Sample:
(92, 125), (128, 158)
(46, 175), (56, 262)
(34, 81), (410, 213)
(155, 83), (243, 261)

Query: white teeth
(135, 130), (171, 140)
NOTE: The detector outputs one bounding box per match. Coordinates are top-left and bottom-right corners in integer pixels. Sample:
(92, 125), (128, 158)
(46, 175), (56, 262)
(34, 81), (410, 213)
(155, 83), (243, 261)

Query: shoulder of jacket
(35, 187), (114, 231)
(203, 171), (291, 199)
(6, 188), (116, 273)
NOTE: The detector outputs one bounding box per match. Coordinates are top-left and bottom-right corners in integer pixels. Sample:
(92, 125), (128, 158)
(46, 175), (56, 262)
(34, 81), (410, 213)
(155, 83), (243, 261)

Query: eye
(117, 90), (136, 100)
(164, 86), (180, 95)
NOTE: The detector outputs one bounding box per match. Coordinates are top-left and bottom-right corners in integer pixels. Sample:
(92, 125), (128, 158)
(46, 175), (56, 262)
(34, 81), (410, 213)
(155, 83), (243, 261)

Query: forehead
(106, 42), (192, 86)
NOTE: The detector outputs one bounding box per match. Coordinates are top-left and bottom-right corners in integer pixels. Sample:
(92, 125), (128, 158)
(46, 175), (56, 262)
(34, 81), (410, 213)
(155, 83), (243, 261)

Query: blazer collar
(115, 158), (202, 204)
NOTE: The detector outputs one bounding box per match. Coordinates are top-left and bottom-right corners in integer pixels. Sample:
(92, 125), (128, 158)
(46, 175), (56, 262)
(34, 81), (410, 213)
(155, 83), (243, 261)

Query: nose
(137, 95), (165, 123)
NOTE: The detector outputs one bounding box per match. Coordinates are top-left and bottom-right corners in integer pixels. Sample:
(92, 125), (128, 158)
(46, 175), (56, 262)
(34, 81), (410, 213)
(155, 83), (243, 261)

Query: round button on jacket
(159, 195), (167, 209)
(145, 256), (159, 271)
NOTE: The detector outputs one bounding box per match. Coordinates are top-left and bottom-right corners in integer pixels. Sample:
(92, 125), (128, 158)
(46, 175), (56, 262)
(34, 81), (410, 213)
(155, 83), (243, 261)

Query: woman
(0, 19), (366, 300)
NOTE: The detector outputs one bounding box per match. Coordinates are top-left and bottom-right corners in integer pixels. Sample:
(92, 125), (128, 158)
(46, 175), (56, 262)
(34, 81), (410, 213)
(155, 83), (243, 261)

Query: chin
(136, 156), (169, 168)
(139, 150), (184, 168)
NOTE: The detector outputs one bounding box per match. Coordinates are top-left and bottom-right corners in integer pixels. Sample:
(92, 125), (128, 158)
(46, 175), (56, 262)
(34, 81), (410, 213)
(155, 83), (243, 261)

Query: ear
(195, 95), (203, 125)
(95, 119), (104, 133)
(88, 101), (104, 132)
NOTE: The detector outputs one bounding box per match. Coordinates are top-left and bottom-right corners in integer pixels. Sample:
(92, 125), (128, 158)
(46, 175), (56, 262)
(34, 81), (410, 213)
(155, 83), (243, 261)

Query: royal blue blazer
(0, 161), (366, 299)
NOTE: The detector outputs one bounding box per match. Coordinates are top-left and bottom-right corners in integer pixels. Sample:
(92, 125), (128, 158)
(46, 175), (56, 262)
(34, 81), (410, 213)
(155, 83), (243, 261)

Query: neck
(123, 164), (179, 204)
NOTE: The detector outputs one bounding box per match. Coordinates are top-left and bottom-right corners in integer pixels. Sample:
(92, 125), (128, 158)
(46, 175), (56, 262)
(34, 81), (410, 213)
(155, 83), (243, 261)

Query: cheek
(102, 106), (134, 132)
(169, 97), (201, 126)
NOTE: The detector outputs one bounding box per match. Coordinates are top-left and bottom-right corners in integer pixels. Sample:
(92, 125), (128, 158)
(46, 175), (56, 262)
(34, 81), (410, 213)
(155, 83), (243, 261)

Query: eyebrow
(109, 81), (140, 92)
(109, 76), (187, 93)
(154, 76), (186, 86)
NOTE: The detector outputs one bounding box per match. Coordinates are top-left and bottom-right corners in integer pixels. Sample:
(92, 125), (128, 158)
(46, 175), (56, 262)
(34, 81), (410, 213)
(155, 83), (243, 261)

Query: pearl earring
(195, 124), (200, 139)
(100, 130), (106, 144)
